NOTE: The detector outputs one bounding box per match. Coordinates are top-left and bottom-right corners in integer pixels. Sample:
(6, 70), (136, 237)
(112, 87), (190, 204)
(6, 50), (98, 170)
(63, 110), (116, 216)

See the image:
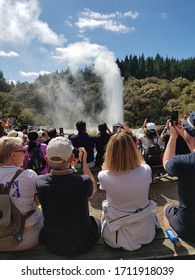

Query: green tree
(0, 71), (11, 92)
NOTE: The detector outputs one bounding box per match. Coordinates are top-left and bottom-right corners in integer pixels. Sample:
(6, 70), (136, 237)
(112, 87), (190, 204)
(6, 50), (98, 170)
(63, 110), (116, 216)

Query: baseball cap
(37, 130), (43, 137)
(182, 112), (195, 137)
(146, 122), (156, 131)
(7, 130), (23, 139)
(46, 136), (73, 163)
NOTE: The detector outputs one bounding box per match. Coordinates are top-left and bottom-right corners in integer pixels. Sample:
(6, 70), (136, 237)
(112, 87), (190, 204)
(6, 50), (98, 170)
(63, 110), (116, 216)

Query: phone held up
(59, 127), (64, 136)
(73, 147), (79, 158)
(170, 110), (178, 126)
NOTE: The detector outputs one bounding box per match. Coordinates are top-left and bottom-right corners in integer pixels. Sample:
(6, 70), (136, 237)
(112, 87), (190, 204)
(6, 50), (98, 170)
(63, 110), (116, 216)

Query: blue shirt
(165, 152), (195, 236)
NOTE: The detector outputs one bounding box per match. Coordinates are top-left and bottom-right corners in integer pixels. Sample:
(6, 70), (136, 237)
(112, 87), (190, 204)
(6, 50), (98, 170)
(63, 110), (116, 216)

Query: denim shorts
(165, 204), (195, 242)
(165, 204), (179, 230)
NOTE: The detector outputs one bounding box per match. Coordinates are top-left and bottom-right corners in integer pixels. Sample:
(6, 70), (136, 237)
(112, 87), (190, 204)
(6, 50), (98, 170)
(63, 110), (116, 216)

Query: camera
(170, 110), (178, 125)
(73, 147), (79, 158)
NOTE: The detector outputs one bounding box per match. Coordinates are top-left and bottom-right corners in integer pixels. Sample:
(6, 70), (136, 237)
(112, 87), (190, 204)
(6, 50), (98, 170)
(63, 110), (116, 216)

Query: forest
(0, 53), (195, 128)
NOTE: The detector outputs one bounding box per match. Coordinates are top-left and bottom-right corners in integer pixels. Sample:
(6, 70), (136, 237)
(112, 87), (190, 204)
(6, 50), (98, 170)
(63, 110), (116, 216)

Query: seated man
(70, 121), (96, 169)
(163, 112), (195, 242)
(44, 127), (58, 144)
(36, 137), (100, 256)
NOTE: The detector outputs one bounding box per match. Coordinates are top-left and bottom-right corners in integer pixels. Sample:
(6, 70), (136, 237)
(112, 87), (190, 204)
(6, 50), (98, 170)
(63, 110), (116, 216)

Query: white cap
(37, 130), (43, 137)
(7, 130), (23, 139)
(146, 122), (156, 131)
(46, 136), (73, 163)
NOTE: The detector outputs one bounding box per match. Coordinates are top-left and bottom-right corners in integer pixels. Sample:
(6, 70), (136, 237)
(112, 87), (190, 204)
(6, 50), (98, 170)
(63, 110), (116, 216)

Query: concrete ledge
(0, 228), (195, 260)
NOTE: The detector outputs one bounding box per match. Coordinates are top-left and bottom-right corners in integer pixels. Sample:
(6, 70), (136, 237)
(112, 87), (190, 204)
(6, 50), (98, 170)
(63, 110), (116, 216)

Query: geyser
(38, 41), (124, 129)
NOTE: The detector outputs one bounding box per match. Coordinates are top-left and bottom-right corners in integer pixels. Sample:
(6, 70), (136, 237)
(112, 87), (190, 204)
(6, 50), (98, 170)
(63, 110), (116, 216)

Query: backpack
(28, 146), (46, 174)
(145, 141), (162, 166)
(0, 169), (35, 250)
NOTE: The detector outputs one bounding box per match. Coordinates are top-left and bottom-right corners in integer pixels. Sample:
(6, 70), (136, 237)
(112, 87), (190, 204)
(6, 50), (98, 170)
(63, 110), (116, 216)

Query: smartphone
(59, 127), (64, 135)
(170, 110), (178, 125)
(73, 147), (79, 158)
(112, 123), (121, 134)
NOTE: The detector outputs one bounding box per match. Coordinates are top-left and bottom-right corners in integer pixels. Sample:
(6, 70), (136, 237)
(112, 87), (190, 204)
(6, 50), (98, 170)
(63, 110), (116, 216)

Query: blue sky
(0, 0), (195, 83)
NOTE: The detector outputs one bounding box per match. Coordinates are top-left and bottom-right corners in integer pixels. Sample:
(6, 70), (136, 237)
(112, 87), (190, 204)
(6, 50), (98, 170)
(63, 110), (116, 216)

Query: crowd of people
(0, 112), (195, 256)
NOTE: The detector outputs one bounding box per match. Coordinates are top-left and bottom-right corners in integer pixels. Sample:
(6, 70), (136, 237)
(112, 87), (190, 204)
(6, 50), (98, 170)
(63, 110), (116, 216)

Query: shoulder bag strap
(6, 168), (36, 220)
(6, 169), (24, 194)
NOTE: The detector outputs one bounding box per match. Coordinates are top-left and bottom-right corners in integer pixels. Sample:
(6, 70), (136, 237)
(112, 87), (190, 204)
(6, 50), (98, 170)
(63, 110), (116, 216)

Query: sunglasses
(13, 149), (25, 154)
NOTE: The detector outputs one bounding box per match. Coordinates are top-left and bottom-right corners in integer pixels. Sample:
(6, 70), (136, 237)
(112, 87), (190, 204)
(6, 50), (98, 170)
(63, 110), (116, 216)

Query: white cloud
(8, 79), (17, 85)
(80, 8), (139, 20)
(161, 12), (168, 19)
(76, 8), (138, 33)
(123, 11), (139, 19)
(65, 20), (73, 28)
(52, 42), (104, 69)
(0, 0), (65, 46)
(76, 18), (133, 33)
(80, 9), (117, 20)
(0, 50), (19, 57)
(20, 70), (51, 77)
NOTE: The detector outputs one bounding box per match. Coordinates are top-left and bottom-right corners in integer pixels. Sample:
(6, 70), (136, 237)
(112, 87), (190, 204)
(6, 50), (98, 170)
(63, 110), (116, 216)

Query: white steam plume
(38, 41), (124, 129)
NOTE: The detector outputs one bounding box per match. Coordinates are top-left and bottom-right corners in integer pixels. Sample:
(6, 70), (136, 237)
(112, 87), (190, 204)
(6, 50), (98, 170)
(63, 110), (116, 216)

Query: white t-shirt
(0, 165), (42, 227)
(136, 128), (164, 150)
(98, 163), (152, 211)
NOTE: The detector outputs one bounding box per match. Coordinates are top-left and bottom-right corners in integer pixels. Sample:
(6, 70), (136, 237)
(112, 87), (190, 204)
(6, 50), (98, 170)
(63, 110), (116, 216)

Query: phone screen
(170, 111), (178, 125)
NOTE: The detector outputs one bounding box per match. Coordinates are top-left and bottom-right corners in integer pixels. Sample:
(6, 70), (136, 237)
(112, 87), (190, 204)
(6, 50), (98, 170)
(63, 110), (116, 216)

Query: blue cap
(182, 112), (195, 137)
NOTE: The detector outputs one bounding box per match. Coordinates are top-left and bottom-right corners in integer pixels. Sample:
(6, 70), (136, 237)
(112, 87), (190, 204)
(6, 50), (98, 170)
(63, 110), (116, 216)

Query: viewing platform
(0, 227), (195, 260)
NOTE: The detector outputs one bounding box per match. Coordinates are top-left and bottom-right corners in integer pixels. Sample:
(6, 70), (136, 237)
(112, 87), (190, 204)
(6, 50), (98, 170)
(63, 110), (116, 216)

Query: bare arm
(79, 147), (97, 196)
(34, 193), (41, 206)
(160, 119), (169, 139)
(163, 122), (178, 169)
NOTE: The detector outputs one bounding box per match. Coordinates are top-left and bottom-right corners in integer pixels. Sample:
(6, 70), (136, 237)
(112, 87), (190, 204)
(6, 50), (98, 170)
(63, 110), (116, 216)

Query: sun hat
(7, 130), (23, 139)
(182, 112), (195, 137)
(46, 136), (73, 163)
(146, 122), (156, 131)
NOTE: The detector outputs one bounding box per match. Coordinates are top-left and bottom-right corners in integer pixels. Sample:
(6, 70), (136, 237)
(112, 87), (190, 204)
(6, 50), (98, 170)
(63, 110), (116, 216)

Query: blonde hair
(102, 131), (144, 172)
(0, 136), (23, 163)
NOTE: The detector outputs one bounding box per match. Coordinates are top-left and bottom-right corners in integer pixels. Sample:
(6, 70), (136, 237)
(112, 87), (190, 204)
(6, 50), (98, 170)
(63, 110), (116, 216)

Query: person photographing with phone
(170, 110), (179, 126)
(161, 112), (191, 154)
(163, 112), (195, 242)
(35, 136), (99, 256)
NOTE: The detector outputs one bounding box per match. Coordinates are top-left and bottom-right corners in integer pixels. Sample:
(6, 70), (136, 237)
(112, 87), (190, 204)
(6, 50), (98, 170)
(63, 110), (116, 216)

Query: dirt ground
(89, 175), (179, 227)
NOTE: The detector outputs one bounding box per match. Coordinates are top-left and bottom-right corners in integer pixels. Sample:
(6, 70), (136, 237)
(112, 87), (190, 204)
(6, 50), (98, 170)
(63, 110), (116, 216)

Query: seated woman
(136, 121), (164, 166)
(0, 136), (43, 251)
(137, 121), (160, 149)
(98, 131), (160, 251)
(23, 131), (49, 175)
